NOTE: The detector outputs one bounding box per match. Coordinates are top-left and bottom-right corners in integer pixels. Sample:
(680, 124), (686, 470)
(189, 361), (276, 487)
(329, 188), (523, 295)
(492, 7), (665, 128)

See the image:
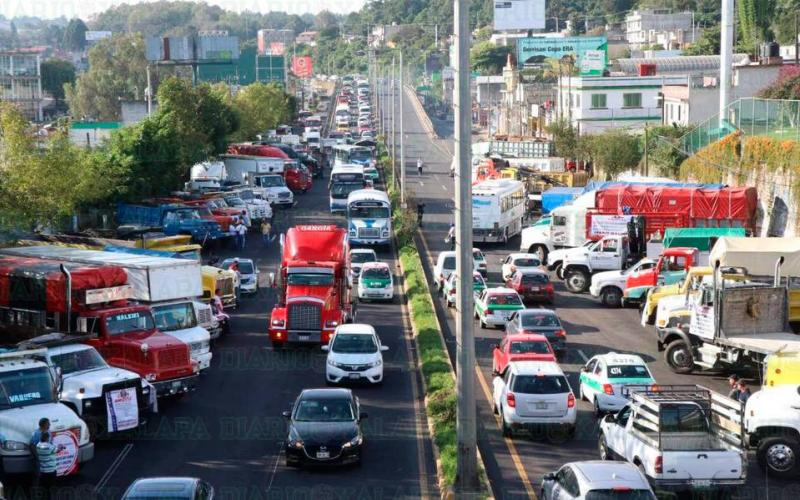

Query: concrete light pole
(399, 49), (406, 208)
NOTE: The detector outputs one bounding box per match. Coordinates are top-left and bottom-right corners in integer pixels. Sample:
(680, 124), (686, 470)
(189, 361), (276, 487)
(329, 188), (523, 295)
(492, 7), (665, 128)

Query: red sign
(269, 42), (285, 55)
(291, 56), (313, 78)
(53, 428), (80, 476)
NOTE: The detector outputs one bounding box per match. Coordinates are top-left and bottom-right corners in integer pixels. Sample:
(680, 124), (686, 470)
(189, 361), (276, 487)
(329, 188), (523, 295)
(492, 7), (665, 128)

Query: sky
(0, 0), (367, 20)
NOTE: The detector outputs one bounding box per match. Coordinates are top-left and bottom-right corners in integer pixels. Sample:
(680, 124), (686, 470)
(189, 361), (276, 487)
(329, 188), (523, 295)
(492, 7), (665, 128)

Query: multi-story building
(0, 49), (43, 122)
(625, 9), (696, 50)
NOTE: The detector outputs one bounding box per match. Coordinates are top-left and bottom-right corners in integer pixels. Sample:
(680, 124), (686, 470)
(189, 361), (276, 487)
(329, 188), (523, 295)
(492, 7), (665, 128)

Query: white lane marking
(577, 349), (589, 362)
(264, 442), (284, 494)
(94, 443), (133, 493)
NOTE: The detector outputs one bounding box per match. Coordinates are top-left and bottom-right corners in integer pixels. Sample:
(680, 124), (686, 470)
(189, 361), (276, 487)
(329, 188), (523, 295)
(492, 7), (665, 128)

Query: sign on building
(85, 31), (112, 42)
(517, 36), (608, 76)
(291, 55), (313, 78)
(268, 42), (285, 56)
(493, 0), (546, 31)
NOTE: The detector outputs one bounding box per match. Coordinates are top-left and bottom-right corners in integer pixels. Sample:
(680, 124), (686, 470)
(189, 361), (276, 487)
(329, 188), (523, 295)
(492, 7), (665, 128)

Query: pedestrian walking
(727, 374), (740, 400)
(241, 210), (251, 228)
(231, 258), (242, 303)
(261, 220), (275, 246)
(236, 220), (247, 251)
(35, 431), (63, 500)
(229, 217), (238, 249)
(446, 223), (456, 250)
(737, 380), (752, 404)
(417, 157), (423, 176)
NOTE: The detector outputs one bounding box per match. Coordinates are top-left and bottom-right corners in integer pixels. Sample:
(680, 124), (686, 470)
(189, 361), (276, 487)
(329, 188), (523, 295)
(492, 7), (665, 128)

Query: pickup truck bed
(719, 332), (800, 354)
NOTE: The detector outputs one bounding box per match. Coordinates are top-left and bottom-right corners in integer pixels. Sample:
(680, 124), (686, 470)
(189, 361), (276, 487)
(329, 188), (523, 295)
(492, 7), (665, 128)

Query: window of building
(591, 94), (607, 109)
(573, 93), (580, 108)
(623, 93), (642, 108)
(677, 105), (682, 121)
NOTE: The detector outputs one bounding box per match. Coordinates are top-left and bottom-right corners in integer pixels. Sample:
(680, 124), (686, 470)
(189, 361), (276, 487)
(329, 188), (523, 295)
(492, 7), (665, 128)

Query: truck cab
(621, 248), (702, 311)
(117, 204), (223, 244)
(562, 235), (635, 293)
(250, 173), (294, 206)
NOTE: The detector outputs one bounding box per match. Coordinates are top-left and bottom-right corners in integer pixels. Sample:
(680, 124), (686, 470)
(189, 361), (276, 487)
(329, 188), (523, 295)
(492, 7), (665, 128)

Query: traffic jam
(0, 76), (410, 498)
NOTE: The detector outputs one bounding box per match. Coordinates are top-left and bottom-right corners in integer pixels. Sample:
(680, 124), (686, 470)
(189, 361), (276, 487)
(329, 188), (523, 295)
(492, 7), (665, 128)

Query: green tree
(684, 25), (721, 55)
(545, 119), (580, 159)
(470, 41), (512, 75)
(232, 83), (292, 141)
(65, 33), (149, 121)
(63, 18), (88, 51)
(642, 125), (690, 178)
(41, 59), (76, 101)
(582, 129), (642, 178)
(738, 0), (776, 53)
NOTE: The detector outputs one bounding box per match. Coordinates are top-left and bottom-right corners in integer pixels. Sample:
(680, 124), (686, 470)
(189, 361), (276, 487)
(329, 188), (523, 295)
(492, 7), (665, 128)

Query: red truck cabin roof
(283, 225), (348, 265)
(662, 247), (699, 257)
(0, 256), (128, 313)
(227, 143), (289, 159)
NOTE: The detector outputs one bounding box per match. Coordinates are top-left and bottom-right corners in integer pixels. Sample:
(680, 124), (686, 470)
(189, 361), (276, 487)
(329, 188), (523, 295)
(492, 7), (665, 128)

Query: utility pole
(455, 0), (478, 492)
(399, 49), (406, 208)
(391, 55), (397, 188)
(719, 0), (733, 124)
(795, 12), (799, 66)
(643, 124), (649, 176)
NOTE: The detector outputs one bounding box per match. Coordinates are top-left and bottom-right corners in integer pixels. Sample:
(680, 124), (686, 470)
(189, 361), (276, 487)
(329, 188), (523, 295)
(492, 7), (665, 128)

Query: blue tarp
(542, 187), (583, 214)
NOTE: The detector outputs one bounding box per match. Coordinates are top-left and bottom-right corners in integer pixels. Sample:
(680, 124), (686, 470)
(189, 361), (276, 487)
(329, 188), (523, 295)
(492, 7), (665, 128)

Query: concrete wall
(733, 166), (798, 237)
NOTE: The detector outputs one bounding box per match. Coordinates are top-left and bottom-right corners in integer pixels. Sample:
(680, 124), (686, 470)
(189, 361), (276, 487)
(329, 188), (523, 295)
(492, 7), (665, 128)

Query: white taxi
(578, 352), (656, 417)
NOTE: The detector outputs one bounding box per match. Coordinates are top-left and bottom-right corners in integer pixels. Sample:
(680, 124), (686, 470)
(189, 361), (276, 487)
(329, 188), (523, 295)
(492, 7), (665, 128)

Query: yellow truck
(201, 265), (237, 309)
(763, 352), (800, 388)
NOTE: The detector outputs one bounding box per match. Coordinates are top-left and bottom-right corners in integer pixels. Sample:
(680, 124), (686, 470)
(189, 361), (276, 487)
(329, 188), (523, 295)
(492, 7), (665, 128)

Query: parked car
(505, 309), (567, 356)
(492, 333), (556, 376)
(357, 262), (394, 302)
(540, 461), (656, 500)
(506, 269), (554, 304)
(473, 248), (488, 276)
(323, 324), (389, 385)
(578, 353), (656, 417)
(434, 251), (457, 290)
(283, 388), (366, 466)
(501, 253), (543, 281)
(220, 258), (258, 294)
(122, 477), (214, 499)
(474, 287), (524, 329)
(492, 361), (577, 438)
(350, 248), (378, 284)
(443, 271), (486, 308)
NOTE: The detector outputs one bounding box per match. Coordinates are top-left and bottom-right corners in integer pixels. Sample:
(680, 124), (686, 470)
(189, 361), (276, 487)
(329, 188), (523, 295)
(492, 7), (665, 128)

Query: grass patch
(399, 245), (457, 487)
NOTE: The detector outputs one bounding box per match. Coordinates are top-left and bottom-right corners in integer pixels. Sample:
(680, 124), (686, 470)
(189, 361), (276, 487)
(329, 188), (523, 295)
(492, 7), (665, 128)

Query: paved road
(6, 167), (438, 498)
(383, 83), (799, 499)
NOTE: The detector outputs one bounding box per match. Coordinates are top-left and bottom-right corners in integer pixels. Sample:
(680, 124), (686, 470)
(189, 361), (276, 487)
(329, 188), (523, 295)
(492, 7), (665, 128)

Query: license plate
(692, 480), (712, 488)
(316, 451), (330, 459)
(298, 335), (310, 341)
(349, 373), (360, 379)
(171, 381), (182, 389)
(530, 286), (540, 291)
(535, 402), (548, 409)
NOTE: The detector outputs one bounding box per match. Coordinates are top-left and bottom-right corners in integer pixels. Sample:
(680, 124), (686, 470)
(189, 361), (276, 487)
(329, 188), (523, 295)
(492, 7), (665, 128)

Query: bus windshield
(349, 205), (390, 219)
(331, 183), (364, 198)
(349, 149), (371, 163)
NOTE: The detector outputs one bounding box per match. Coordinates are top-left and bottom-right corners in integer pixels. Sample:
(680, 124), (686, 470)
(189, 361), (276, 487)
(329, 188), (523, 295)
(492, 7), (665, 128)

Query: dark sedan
(505, 309), (567, 356)
(283, 388), (366, 467)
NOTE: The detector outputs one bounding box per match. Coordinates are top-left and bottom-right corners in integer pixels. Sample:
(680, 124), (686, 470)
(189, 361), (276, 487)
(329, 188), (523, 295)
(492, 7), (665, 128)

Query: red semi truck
(0, 256), (198, 397)
(268, 225), (353, 348)
(227, 143), (312, 193)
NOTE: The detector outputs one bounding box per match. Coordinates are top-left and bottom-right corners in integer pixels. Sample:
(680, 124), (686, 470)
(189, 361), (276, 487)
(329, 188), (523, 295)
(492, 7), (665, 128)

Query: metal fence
(681, 98), (800, 155)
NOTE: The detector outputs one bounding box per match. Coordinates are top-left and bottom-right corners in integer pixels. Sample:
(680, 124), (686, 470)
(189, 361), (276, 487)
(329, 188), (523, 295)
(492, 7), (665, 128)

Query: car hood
(64, 366), (140, 389)
(591, 269), (626, 286)
(329, 352), (381, 364)
(292, 420), (359, 446)
(0, 403), (86, 444)
(108, 329), (190, 350)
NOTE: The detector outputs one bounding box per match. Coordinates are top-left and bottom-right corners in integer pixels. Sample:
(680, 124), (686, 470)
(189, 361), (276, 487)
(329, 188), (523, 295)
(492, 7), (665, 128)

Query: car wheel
(601, 287), (622, 308)
(593, 397), (603, 418)
(599, 436), (611, 460)
(664, 339), (695, 374)
(564, 269), (590, 293)
(757, 437), (800, 478)
(500, 407), (513, 438)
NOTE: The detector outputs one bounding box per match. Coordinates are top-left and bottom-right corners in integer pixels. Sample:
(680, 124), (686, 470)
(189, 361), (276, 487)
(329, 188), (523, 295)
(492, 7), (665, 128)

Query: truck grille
(358, 227), (380, 238)
(157, 346), (189, 368)
(218, 276), (234, 296)
(278, 191), (291, 199)
(288, 303), (321, 331)
(196, 306), (213, 326)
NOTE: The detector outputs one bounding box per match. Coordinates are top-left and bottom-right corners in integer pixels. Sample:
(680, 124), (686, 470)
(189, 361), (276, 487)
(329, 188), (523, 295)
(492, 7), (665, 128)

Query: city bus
(347, 189), (392, 246)
(329, 164), (366, 213)
(472, 179), (526, 243)
(332, 144), (373, 168)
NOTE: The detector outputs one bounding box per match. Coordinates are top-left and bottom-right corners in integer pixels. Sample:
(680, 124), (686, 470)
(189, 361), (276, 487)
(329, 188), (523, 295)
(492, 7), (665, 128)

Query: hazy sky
(0, 0), (367, 20)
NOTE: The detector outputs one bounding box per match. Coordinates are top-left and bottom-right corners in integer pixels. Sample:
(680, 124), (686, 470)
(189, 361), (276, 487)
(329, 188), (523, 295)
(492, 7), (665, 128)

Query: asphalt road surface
(6, 171), (438, 499)
(382, 82), (800, 500)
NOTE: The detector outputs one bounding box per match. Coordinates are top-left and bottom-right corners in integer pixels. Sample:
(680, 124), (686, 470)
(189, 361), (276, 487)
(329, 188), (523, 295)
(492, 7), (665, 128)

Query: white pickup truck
(589, 258), (656, 307)
(598, 385), (746, 494)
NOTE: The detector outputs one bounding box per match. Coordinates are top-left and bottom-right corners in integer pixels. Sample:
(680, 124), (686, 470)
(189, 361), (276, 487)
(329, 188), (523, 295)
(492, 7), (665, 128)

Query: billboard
(145, 35), (239, 62)
(291, 56), (313, 78)
(494, 0), (545, 31)
(85, 31), (112, 41)
(268, 42), (285, 56)
(517, 36), (608, 76)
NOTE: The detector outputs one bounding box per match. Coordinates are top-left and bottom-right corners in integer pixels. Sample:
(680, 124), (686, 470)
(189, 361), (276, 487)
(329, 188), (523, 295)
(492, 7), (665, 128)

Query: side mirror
(380, 345), (389, 352)
(359, 412), (368, 420)
(268, 272), (276, 288)
(321, 345), (329, 352)
(282, 410), (291, 419)
(543, 472), (556, 481)
(604, 413), (617, 424)
(580, 366), (589, 372)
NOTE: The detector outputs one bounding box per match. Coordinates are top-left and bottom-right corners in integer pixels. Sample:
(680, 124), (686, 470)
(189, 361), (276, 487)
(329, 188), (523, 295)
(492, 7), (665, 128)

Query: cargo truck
(225, 144), (311, 193)
(117, 203), (223, 245)
(0, 247), (213, 372)
(268, 225), (353, 348)
(220, 155), (294, 206)
(0, 256), (198, 397)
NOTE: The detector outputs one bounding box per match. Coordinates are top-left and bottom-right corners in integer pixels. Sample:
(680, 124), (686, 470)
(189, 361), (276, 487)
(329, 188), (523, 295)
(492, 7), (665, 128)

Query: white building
(554, 74), (687, 134)
(625, 9), (696, 50)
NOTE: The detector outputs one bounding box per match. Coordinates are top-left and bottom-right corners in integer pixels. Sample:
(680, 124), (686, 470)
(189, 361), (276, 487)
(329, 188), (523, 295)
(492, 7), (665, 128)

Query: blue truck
(117, 203), (223, 244)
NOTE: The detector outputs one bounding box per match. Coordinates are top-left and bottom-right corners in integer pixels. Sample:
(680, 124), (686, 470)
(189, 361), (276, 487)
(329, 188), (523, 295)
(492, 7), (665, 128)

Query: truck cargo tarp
(284, 225), (347, 265)
(595, 186), (757, 229)
(0, 256), (127, 313)
(582, 180), (724, 194)
(662, 228), (746, 251)
(541, 187), (582, 214)
(709, 237), (800, 277)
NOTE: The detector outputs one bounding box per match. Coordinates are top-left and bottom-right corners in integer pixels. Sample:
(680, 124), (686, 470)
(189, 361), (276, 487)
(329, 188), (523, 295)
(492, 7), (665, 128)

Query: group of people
(727, 374), (753, 403)
(229, 212), (250, 251)
(0, 417), (65, 499)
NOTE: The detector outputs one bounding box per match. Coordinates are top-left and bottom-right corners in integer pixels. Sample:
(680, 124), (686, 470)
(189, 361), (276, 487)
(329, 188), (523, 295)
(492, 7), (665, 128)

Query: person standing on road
(416, 202), (426, 227)
(727, 374), (740, 400)
(737, 380), (752, 404)
(241, 210), (251, 229)
(261, 220), (275, 246)
(35, 431), (63, 500)
(417, 157), (423, 176)
(30, 417), (51, 487)
(229, 217), (238, 249)
(231, 258), (242, 303)
(446, 223), (456, 250)
(236, 220), (247, 251)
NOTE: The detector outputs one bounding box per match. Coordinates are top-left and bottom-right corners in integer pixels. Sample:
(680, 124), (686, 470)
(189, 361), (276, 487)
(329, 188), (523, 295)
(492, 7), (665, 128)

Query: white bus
(472, 179), (526, 243)
(347, 189), (392, 246)
(332, 144), (373, 168)
(329, 164), (366, 213)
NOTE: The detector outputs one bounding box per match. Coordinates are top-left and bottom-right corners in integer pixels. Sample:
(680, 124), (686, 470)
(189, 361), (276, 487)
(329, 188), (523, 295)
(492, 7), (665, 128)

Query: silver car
(541, 461), (655, 500)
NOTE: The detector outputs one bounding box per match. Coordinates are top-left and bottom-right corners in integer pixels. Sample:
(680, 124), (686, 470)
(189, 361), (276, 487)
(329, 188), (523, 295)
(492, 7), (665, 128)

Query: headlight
(327, 358), (337, 367)
(288, 428), (304, 449)
(272, 319), (286, 328)
(145, 373), (157, 382)
(1, 440), (27, 451)
(342, 434), (363, 448)
(349, 230), (356, 236)
(369, 359), (382, 367)
(325, 320), (339, 328)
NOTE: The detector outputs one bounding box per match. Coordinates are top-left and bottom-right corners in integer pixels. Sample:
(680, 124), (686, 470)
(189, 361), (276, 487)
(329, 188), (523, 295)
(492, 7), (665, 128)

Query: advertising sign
(494, 0), (546, 31)
(269, 42), (285, 56)
(292, 56), (313, 78)
(589, 215), (633, 238)
(52, 428), (80, 476)
(106, 387), (140, 432)
(517, 36), (608, 75)
(85, 31), (112, 42)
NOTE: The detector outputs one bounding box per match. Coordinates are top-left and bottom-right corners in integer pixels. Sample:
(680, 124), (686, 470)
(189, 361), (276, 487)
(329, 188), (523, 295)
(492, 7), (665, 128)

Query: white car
(492, 361), (577, 438)
(323, 324), (389, 385)
(501, 253), (543, 281)
(357, 262), (394, 301)
(434, 251), (457, 290)
(589, 258), (656, 307)
(221, 258), (259, 294)
(541, 461), (655, 500)
(350, 248), (378, 284)
(578, 352), (656, 416)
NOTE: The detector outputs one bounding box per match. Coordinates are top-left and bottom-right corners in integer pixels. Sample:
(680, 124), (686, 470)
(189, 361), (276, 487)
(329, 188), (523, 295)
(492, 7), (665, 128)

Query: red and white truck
(226, 143), (312, 193)
(268, 225), (353, 348)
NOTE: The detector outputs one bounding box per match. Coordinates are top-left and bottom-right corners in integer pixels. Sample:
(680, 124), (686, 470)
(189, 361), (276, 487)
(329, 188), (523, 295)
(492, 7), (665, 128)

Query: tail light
(487, 308), (495, 315)
(449, 288), (455, 295)
(654, 455), (663, 474)
(321, 331), (332, 344)
(545, 283), (554, 292)
(567, 393), (575, 408)
(603, 383), (614, 395)
(555, 329), (567, 338)
(506, 392), (516, 408)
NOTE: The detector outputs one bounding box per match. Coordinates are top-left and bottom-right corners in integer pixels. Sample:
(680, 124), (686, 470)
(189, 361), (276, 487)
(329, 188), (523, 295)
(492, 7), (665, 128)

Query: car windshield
(349, 205), (390, 218)
(195, 207), (213, 217)
(487, 294), (521, 306)
(350, 150), (371, 162)
(258, 176), (285, 187)
(105, 310), (155, 335)
(515, 258), (540, 267)
(509, 341), (551, 355)
(287, 272), (334, 286)
(607, 365), (650, 379)
(362, 267), (390, 280)
(351, 252), (376, 264)
(443, 256), (456, 269)
(512, 375), (570, 394)
(332, 333), (378, 353)
(585, 490), (656, 500)
(331, 182), (363, 198)
(521, 274), (549, 285)
(521, 313), (559, 328)
(237, 191), (255, 200)
(0, 366), (56, 409)
(225, 197), (245, 207)
(51, 348), (107, 374)
(153, 302), (197, 332)
(294, 398), (355, 422)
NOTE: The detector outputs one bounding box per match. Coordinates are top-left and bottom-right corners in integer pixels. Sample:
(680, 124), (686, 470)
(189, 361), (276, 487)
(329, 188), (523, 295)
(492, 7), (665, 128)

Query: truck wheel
(757, 437), (800, 478)
(600, 287), (622, 307)
(500, 407), (513, 438)
(598, 436), (611, 460)
(530, 244), (549, 263)
(664, 339), (694, 374)
(554, 263), (564, 280)
(565, 269), (589, 293)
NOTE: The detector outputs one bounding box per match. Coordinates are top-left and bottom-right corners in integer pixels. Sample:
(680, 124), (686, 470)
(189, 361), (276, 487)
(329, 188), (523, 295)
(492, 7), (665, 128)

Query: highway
(14, 172), (439, 498)
(384, 83), (798, 499)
